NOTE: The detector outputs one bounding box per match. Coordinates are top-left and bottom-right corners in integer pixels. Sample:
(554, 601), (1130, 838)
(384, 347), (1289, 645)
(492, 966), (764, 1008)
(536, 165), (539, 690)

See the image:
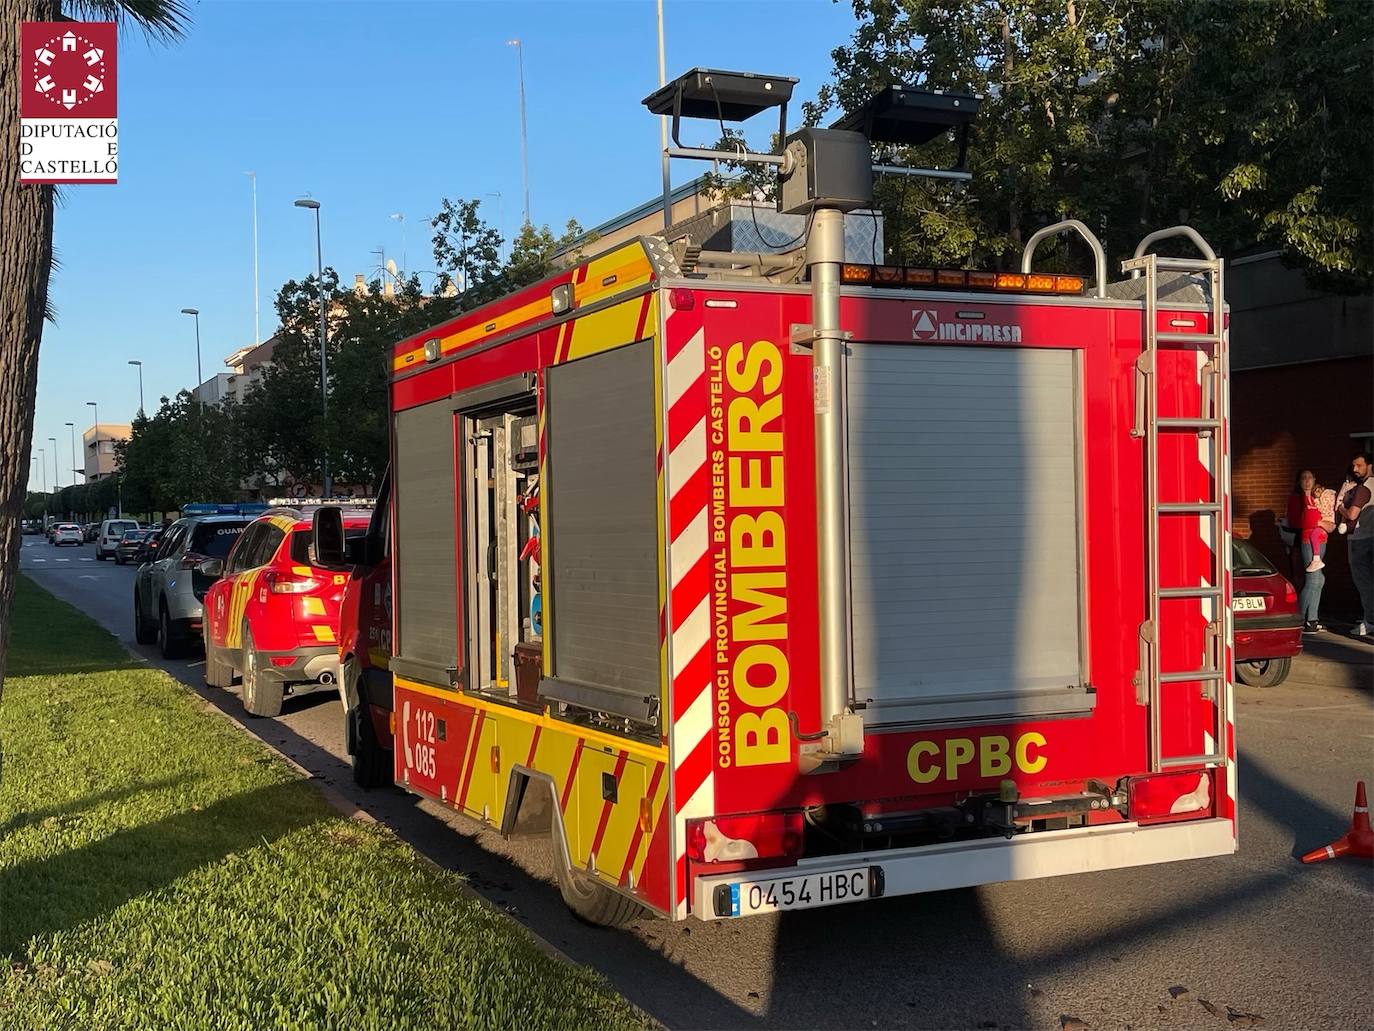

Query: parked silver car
(132, 515), (251, 658)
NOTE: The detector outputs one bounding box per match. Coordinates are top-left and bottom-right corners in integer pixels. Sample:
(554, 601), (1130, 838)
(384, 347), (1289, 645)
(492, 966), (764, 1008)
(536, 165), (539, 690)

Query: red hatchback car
(201, 507), (370, 717)
(1232, 537), (1303, 687)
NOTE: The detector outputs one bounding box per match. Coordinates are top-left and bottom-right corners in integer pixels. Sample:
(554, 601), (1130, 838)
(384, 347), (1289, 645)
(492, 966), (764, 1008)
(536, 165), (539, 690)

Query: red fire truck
(315, 72), (1236, 925)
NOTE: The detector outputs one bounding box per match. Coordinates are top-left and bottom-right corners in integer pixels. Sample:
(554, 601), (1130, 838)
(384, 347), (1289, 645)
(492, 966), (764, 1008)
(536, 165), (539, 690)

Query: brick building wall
(1231, 354), (1373, 616)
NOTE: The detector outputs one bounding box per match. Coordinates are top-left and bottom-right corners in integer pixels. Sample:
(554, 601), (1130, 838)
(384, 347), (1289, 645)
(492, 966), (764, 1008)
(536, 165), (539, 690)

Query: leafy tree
(117, 392), (240, 511)
(0, 0), (189, 697)
(429, 198), (504, 300)
(504, 219), (594, 287)
(809, 0), (1371, 286)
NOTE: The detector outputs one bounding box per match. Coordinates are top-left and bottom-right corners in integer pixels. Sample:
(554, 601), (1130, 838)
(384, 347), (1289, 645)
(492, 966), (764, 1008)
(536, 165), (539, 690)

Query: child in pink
(1286, 471), (1336, 573)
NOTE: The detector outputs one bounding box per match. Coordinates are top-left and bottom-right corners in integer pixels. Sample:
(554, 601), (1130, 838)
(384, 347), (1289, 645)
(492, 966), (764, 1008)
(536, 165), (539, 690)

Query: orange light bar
(873, 265), (903, 284)
(967, 270), (997, 289)
(1026, 273), (1057, 292)
(1054, 274), (1085, 294)
(841, 264), (874, 284)
(995, 272), (1027, 290)
(904, 267), (935, 285)
(936, 269), (966, 287)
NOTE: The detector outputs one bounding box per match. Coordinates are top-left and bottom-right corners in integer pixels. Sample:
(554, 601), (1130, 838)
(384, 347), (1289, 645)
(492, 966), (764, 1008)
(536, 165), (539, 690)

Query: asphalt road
(20, 537), (1374, 1030)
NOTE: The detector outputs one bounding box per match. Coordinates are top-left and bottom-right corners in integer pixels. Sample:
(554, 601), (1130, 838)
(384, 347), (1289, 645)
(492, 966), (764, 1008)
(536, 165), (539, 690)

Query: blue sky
(31, 0), (859, 488)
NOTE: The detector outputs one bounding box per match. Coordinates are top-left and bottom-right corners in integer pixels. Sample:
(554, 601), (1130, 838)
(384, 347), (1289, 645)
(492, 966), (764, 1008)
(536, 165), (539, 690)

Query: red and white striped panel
(1218, 321), (1236, 822)
(1194, 312), (1235, 823)
(662, 315), (715, 918)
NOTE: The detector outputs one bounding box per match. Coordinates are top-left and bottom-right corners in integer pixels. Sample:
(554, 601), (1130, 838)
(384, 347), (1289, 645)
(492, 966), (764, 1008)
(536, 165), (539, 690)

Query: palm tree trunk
(0, 0), (60, 702)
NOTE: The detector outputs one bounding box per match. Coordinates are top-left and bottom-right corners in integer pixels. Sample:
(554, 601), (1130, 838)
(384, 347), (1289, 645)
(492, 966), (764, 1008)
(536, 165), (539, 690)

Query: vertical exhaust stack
(646, 71), (979, 762)
(778, 129), (874, 759)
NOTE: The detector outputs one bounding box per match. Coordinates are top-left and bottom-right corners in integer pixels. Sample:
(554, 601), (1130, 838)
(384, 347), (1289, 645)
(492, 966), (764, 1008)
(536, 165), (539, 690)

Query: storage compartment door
(393, 399), (459, 687)
(541, 341), (661, 726)
(847, 344), (1091, 725)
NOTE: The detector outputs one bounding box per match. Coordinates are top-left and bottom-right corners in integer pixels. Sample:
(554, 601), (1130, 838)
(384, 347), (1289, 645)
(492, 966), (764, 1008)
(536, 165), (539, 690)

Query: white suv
(96, 518), (139, 561)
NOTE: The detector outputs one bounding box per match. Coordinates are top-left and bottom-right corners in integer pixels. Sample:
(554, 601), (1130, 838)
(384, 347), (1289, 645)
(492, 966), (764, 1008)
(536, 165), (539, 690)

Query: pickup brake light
(266, 571), (320, 594)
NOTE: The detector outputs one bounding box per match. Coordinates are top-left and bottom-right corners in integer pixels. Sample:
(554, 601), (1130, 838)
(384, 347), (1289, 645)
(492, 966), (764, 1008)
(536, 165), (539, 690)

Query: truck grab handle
(1128, 226), (1218, 278)
(1020, 219), (1108, 299)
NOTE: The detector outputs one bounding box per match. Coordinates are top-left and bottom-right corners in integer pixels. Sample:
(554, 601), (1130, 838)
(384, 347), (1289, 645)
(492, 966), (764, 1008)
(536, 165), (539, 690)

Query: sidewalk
(1289, 620), (1374, 690)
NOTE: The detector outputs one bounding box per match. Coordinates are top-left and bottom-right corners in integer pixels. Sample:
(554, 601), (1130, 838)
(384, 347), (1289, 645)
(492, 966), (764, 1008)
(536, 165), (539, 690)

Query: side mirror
(312, 505), (346, 566)
(197, 558), (225, 579)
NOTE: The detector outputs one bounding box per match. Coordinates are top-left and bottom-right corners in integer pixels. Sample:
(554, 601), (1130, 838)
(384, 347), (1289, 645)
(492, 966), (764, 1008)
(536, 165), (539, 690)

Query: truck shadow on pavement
(0, 781), (325, 958)
(1238, 748), (1367, 867)
(0, 773), (188, 838)
(152, 666), (768, 1029)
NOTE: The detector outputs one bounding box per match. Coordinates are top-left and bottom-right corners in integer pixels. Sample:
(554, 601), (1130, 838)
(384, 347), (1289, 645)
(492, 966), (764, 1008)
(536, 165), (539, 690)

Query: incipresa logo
(912, 309), (1023, 343)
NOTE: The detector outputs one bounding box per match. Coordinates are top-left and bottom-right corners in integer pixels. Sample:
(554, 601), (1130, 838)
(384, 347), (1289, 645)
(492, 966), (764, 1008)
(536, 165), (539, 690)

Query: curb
(116, 635), (591, 977)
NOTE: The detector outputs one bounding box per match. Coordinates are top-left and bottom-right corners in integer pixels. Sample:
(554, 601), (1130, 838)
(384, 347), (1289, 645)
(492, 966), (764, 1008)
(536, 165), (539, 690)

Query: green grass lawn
(0, 576), (647, 1031)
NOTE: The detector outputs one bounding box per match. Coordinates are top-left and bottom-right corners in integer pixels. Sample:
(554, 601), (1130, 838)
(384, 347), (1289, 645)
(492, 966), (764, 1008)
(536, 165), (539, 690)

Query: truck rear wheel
(345, 657), (390, 789)
(555, 853), (647, 928)
(1235, 656), (1291, 688)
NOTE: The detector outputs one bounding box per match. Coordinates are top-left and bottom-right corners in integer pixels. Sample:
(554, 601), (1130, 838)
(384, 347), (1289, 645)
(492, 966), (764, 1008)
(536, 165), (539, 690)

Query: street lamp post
(48, 437), (58, 491)
(246, 171), (261, 347)
(64, 422), (77, 485)
(180, 308), (203, 395)
(506, 39), (531, 225)
(36, 448), (47, 495)
(486, 191), (505, 260)
(128, 359), (144, 416)
(294, 197), (332, 497)
(86, 401), (98, 483)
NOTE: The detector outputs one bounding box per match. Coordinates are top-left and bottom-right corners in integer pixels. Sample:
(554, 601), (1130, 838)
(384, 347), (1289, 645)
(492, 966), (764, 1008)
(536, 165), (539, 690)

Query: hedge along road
(20, 537), (1374, 1030)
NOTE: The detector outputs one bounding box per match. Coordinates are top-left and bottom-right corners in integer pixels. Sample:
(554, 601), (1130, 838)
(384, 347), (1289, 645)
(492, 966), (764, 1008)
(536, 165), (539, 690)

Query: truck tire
(95, 549), (106, 561)
(203, 623), (234, 688)
(240, 625), (283, 718)
(1235, 656), (1291, 688)
(556, 862), (647, 928)
(134, 591), (157, 646)
(158, 601), (186, 660)
(344, 658), (390, 789)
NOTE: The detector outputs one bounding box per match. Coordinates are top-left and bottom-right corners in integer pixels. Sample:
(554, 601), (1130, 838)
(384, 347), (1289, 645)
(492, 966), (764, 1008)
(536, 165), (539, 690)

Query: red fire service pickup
(313, 69), (1237, 925)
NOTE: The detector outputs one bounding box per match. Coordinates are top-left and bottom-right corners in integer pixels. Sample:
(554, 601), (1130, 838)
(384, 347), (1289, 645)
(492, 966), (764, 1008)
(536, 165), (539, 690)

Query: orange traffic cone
(1301, 781), (1373, 863)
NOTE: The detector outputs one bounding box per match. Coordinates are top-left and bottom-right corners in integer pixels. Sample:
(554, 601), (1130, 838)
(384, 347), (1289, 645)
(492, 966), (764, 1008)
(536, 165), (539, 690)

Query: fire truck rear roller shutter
(847, 343), (1092, 725)
(544, 341), (660, 717)
(393, 399), (459, 683)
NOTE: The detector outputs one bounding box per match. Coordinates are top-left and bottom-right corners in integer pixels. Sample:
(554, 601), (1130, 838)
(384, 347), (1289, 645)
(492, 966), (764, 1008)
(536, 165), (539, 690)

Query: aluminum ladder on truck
(1123, 227), (1229, 774)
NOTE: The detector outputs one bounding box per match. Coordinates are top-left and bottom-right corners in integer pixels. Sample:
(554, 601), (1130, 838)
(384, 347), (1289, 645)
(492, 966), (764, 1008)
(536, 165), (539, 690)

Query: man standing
(1336, 452), (1374, 638)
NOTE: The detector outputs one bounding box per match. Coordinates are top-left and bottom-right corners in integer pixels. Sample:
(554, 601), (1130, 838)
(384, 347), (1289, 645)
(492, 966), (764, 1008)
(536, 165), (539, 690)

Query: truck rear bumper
(692, 817), (1236, 920)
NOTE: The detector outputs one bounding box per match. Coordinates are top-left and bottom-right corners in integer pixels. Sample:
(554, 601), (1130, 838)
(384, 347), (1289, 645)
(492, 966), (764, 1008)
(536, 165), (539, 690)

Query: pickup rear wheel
(203, 622), (234, 688)
(158, 601), (186, 660)
(1235, 656), (1292, 688)
(133, 590), (156, 646)
(240, 625), (283, 718)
